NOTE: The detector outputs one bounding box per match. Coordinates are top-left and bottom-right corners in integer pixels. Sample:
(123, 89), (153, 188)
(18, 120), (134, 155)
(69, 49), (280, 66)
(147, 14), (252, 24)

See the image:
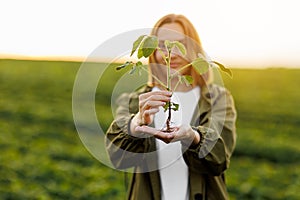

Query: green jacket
(106, 83), (237, 200)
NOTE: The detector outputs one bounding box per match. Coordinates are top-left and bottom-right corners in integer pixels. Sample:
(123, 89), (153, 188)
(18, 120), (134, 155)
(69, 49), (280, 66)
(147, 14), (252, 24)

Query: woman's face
(155, 22), (191, 75)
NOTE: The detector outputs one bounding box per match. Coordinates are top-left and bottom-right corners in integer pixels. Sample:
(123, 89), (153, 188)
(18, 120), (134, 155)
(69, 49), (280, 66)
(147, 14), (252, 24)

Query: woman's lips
(170, 63), (180, 68)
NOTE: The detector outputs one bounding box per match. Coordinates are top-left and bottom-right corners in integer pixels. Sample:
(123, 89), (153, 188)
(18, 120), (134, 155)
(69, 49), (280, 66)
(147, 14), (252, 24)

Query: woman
(106, 14), (237, 200)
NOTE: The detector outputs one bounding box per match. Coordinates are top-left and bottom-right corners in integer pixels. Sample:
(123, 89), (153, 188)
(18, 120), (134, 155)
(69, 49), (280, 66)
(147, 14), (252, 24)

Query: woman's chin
(170, 67), (180, 74)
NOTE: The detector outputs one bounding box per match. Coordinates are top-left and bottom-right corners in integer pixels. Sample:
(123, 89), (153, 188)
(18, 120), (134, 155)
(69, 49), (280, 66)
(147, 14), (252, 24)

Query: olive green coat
(106, 83), (237, 200)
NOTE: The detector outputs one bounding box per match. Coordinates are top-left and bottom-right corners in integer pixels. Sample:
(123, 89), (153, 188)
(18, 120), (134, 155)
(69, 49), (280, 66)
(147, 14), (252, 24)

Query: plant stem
(172, 63), (192, 77)
(166, 48), (172, 131)
(157, 48), (167, 61)
(166, 51), (171, 91)
(173, 79), (181, 91)
(140, 66), (168, 89)
(167, 102), (171, 131)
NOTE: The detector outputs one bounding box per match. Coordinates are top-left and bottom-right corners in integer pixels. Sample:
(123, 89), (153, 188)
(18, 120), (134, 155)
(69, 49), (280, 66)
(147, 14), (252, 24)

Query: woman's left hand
(135, 124), (200, 145)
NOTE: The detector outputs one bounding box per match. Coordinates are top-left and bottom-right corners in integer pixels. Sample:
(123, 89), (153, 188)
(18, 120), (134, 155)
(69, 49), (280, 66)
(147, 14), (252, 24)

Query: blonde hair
(148, 14), (213, 87)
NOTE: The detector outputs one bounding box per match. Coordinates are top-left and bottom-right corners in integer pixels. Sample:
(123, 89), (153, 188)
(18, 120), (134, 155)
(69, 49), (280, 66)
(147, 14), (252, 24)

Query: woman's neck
(154, 81), (197, 92)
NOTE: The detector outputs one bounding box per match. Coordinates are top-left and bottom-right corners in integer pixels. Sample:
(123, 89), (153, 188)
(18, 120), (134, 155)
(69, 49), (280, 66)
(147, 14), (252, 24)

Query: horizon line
(0, 53), (299, 69)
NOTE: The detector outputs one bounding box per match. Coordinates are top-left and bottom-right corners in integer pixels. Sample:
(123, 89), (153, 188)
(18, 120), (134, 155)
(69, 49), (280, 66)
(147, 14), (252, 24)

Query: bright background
(1, 0), (300, 67)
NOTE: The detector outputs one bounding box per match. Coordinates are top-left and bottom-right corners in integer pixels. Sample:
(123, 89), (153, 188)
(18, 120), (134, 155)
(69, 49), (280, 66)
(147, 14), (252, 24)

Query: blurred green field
(0, 59), (299, 199)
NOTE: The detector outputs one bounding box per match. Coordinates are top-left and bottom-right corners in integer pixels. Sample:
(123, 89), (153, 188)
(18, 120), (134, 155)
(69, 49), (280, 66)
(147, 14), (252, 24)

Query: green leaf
(172, 102), (179, 111)
(141, 36), (158, 58)
(212, 61), (233, 78)
(163, 101), (170, 112)
(137, 45), (144, 59)
(116, 61), (133, 70)
(163, 102), (180, 112)
(191, 57), (210, 74)
(135, 61), (144, 75)
(130, 35), (146, 56)
(182, 75), (193, 85)
(135, 61), (143, 67)
(174, 41), (186, 56)
(164, 40), (171, 51)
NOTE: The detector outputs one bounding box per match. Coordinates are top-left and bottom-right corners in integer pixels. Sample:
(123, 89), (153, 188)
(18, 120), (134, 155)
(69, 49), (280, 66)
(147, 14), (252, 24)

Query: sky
(0, 0), (299, 68)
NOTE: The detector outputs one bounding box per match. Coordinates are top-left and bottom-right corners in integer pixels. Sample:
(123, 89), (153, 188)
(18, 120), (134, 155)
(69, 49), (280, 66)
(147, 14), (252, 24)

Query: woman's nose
(170, 48), (180, 58)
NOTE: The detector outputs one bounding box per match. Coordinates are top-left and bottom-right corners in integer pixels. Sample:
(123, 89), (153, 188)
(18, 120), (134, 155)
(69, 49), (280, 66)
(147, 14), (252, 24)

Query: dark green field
(1, 59), (299, 199)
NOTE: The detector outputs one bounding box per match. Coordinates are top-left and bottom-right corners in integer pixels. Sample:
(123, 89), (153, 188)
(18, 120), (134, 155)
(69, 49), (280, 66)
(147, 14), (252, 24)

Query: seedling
(116, 35), (232, 132)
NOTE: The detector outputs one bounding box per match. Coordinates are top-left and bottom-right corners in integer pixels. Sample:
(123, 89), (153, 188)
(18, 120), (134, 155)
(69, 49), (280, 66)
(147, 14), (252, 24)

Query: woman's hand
(135, 124), (200, 146)
(170, 124), (200, 146)
(130, 90), (172, 136)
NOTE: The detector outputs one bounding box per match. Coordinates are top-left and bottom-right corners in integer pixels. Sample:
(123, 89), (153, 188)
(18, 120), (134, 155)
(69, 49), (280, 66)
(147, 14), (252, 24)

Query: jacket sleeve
(183, 85), (237, 176)
(105, 92), (149, 169)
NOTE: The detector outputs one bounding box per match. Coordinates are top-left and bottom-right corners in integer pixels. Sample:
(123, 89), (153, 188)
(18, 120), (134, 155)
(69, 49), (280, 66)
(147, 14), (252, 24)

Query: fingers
(144, 108), (160, 116)
(140, 90), (172, 99)
(170, 125), (196, 146)
(135, 125), (175, 143)
(139, 94), (171, 110)
(134, 124), (198, 146)
(138, 104), (161, 125)
(133, 122), (200, 148)
(138, 91), (172, 125)
(140, 100), (166, 110)
(170, 125), (188, 141)
(139, 91), (172, 108)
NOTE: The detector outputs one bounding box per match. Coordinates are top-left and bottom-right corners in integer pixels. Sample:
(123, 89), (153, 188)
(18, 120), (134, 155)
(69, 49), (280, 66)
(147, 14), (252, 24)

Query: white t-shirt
(153, 86), (200, 200)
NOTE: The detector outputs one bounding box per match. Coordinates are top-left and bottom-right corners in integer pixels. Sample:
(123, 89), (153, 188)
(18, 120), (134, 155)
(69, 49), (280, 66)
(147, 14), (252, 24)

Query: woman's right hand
(130, 90), (172, 136)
